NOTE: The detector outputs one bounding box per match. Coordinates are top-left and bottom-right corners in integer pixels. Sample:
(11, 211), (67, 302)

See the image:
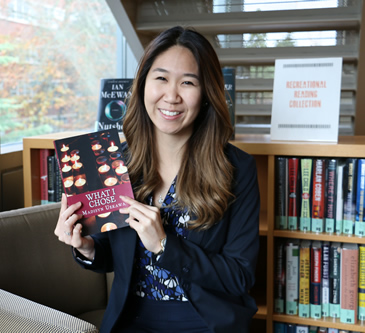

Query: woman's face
(144, 45), (202, 140)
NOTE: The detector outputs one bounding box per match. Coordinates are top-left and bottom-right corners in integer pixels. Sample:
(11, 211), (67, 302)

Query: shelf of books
(23, 133), (365, 333)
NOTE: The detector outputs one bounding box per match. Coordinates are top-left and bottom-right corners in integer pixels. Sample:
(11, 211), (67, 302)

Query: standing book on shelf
(355, 159), (365, 236)
(342, 158), (357, 235)
(311, 159), (326, 233)
(310, 241), (322, 319)
(47, 154), (56, 203)
(329, 242), (341, 319)
(321, 241), (330, 317)
(300, 158), (312, 232)
(222, 67), (236, 140)
(95, 78), (133, 135)
(296, 326), (308, 333)
(359, 244), (365, 321)
(53, 129), (134, 236)
(286, 240), (299, 315)
(275, 240), (286, 314)
(340, 243), (358, 324)
(325, 159), (337, 233)
(40, 149), (52, 204)
(335, 161), (345, 234)
(299, 240), (311, 318)
(288, 158), (300, 230)
(276, 157), (288, 230)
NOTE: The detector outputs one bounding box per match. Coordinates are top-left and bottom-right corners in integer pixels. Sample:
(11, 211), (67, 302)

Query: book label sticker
(340, 309), (355, 324)
(299, 304), (309, 318)
(335, 220), (343, 234)
(330, 304), (340, 318)
(300, 218), (311, 232)
(311, 219), (323, 233)
(271, 57), (342, 142)
(325, 218), (335, 233)
(288, 217), (297, 230)
(355, 221), (365, 237)
(286, 301), (297, 315)
(310, 304), (321, 319)
(342, 220), (354, 235)
(274, 299), (284, 314)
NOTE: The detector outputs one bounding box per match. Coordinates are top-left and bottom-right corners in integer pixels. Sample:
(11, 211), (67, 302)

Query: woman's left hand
(119, 195), (166, 254)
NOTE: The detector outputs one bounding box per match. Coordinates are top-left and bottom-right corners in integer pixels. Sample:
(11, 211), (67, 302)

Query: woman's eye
(156, 76), (167, 81)
(182, 81), (194, 86)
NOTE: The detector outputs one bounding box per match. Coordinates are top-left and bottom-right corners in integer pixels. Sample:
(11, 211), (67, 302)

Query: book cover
(95, 78), (133, 134)
(53, 129), (134, 236)
(300, 158), (312, 232)
(335, 162), (345, 234)
(359, 244), (365, 320)
(275, 240), (286, 314)
(321, 241), (330, 317)
(40, 148), (52, 205)
(286, 240), (299, 315)
(311, 159), (326, 233)
(310, 241), (322, 319)
(342, 158), (357, 235)
(325, 159), (337, 233)
(329, 242), (341, 319)
(340, 243), (358, 324)
(222, 67), (236, 140)
(355, 159), (365, 236)
(299, 240), (311, 318)
(288, 158), (300, 230)
(275, 157), (288, 230)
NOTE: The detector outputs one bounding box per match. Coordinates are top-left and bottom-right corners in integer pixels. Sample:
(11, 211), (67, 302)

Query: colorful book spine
(299, 240), (311, 318)
(342, 158), (357, 235)
(276, 157), (288, 229)
(359, 244), (365, 320)
(288, 158), (299, 230)
(335, 162), (345, 234)
(300, 158), (312, 232)
(325, 159), (337, 233)
(40, 149), (52, 205)
(310, 241), (322, 319)
(329, 242), (341, 319)
(355, 159), (365, 236)
(275, 240), (286, 314)
(321, 242), (330, 317)
(309, 327), (317, 333)
(47, 155), (56, 203)
(312, 159), (326, 233)
(296, 326), (308, 333)
(286, 240), (299, 315)
(340, 243), (358, 324)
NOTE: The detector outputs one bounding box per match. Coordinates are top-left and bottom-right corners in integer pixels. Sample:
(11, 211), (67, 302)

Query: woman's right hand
(54, 193), (95, 261)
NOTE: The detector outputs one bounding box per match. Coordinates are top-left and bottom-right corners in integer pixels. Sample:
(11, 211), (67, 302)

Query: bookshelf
(22, 133), (365, 333)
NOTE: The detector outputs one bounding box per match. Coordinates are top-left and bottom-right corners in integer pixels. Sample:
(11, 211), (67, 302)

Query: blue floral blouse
(131, 178), (191, 301)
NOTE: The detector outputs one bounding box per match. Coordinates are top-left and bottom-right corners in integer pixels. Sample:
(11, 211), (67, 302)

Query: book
(309, 327), (317, 333)
(95, 78), (133, 134)
(300, 158), (312, 232)
(325, 159), (337, 233)
(335, 161), (345, 234)
(355, 159), (365, 236)
(275, 240), (286, 314)
(329, 242), (341, 319)
(340, 243), (358, 324)
(299, 240), (311, 318)
(40, 149), (52, 204)
(296, 326), (308, 333)
(222, 67), (236, 140)
(327, 329), (338, 333)
(321, 241), (330, 317)
(288, 158), (300, 230)
(53, 129), (134, 236)
(276, 157), (288, 229)
(311, 159), (326, 233)
(47, 155), (56, 203)
(274, 322), (287, 333)
(359, 244), (365, 320)
(310, 240), (322, 319)
(286, 240), (299, 315)
(342, 158), (357, 235)
(287, 324), (296, 333)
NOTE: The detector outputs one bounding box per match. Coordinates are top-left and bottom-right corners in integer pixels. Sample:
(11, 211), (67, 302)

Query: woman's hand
(54, 193), (95, 260)
(120, 196), (166, 254)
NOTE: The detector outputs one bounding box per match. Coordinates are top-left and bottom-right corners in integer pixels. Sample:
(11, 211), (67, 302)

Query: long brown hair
(123, 26), (234, 229)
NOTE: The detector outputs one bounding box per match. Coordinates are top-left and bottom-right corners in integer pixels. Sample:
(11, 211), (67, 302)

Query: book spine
(276, 157), (288, 229)
(47, 155), (56, 203)
(325, 159), (337, 233)
(309, 327), (317, 333)
(335, 162), (345, 234)
(274, 322), (287, 333)
(329, 242), (341, 319)
(321, 242), (330, 317)
(275, 240), (286, 314)
(40, 149), (52, 205)
(287, 324), (296, 333)
(300, 158), (312, 232)
(359, 244), (365, 320)
(296, 326), (308, 333)
(55, 160), (63, 202)
(327, 329), (338, 333)
(355, 159), (365, 236)
(286, 240), (299, 315)
(310, 240), (322, 319)
(340, 243), (358, 324)
(312, 159), (326, 233)
(299, 240), (311, 318)
(288, 158), (299, 230)
(342, 158), (357, 235)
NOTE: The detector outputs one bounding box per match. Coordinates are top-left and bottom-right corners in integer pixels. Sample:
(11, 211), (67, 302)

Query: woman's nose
(163, 84), (181, 104)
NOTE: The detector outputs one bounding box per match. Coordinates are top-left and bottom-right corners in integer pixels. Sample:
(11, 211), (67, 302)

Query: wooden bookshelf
(23, 133), (365, 332)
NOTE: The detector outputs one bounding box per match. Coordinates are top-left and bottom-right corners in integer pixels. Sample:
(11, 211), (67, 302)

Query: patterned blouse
(131, 178), (191, 301)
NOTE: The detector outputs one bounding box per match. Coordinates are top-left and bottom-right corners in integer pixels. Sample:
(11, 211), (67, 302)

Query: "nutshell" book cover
(53, 128), (134, 236)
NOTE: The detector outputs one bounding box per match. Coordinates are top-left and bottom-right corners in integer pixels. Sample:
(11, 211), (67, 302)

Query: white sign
(270, 58), (342, 142)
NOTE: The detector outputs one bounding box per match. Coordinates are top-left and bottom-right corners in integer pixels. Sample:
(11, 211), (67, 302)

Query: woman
(55, 26), (260, 333)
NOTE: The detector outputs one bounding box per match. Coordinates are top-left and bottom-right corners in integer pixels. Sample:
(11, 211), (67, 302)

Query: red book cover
(53, 129), (134, 236)
(40, 149), (52, 204)
(312, 159), (326, 219)
(310, 241), (322, 306)
(288, 158), (299, 218)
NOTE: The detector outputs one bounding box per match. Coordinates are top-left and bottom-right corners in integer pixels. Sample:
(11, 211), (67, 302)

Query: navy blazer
(77, 143), (260, 333)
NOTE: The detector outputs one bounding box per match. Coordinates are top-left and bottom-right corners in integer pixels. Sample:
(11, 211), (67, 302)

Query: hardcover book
(288, 158), (300, 230)
(286, 240), (299, 315)
(300, 158), (312, 232)
(310, 240), (322, 319)
(311, 159), (326, 233)
(276, 157), (288, 230)
(325, 159), (337, 233)
(355, 159), (365, 236)
(95, 78), (133, 134)
(329, 242), (341, 319)
(275, 240), (286, 314)
(299, 240), (311, 318)
(53, 129), (134, 236)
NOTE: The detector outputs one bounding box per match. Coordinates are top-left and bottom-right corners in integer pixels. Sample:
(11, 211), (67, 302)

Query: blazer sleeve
(157, 146), (260, 297)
